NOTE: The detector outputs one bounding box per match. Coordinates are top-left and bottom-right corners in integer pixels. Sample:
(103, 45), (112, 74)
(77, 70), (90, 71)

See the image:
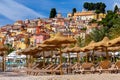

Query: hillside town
(1, 1), (120, 80)
(0, 10), (107, 50)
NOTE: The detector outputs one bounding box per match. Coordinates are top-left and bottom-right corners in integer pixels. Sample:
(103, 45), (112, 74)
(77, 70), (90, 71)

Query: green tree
(95, 10), (101, 19)
(5, 43), (15, 55)
(83, 2), (106, 13)
(109, 18), (120, 39)
(88, 3), (93, 10)
(98, 10), (118, 28)
(72, 8), (77, 16)
(114, 5), (119, 13)
(83, 2), (89, 10)
(49, 8), (57, 18)
(95, 2), (106, 13)
(76, 36), (85, 47)
(89, 27), (110, 42)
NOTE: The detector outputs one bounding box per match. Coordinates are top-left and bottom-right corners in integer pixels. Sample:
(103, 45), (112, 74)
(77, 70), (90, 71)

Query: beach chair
(97, 60), (112, 73)
(30, 64), (60, 76)
(80, 62), (95, 74)
(42, 63), (65, 75)
(115, 60), (120, 73)
(30, 64), (55, 75)
(13, 63), (40, 74)
(71, 63), (80, 70)
(52, 63), (66, 75)
(72, 63), (81, 74)
(26, 63), (43, 75)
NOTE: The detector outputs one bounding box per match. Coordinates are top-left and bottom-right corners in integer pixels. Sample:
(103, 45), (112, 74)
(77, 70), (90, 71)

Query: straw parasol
(83, 41), (100, 63)
(81, 41), (96, 51)
(18, 47), (42, 68)
(43, 32), (76, 75)
(79, 41), (96, 62)
(62, 47), (72, 65)
(100, 46), (120, 52)
(0, 42), (9, 72)
(93, 37), (110, 60)
(69, 45), (82, 64)
(37, 44), (60, 68)
(43, 32), (76, 45)
(108, 37), (120, 47)
(21, 48), (33, 68)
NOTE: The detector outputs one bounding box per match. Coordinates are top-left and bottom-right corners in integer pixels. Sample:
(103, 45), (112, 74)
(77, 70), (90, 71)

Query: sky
(0, 0), (120, 26)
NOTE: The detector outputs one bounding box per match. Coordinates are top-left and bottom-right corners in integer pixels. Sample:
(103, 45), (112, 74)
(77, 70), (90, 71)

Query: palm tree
(76, 36), (85, 47)
(5, 43), (15, 55)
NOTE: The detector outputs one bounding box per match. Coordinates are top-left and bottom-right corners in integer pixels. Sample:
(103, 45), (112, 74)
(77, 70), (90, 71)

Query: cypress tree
(114, 5), (119, 13)
(72, 8), (77, 16)
(49, 8), (57, 18)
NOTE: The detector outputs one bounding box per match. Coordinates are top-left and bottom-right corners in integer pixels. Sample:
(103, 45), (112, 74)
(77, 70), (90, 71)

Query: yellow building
(13, 34), (29, 50)
(13, 41), (27, 49)
(29, 36), (35, 46)
(97, 13), (106, 21)
(73, 11), (106, 21)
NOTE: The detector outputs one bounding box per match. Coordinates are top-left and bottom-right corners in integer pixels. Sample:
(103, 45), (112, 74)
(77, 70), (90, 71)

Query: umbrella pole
(77, 52), (80, 68)
(30, 55), (33, 68)
(92, 50), (95, 63)
(26, 55), (30, 68)
(77, 52), (80, 64)
(113, 51), (115, 62)
(67, 52), (70, 74)
(51, 50), (54, 74)
(105, 47), (109, 60)
(2, 53), (6, 72)
(43, 51), (45, 68)
(60, 47), (63, 75)
(68, 52), (70, 65)
(86, 53), (88, 62)
(51, 50), (53, 65)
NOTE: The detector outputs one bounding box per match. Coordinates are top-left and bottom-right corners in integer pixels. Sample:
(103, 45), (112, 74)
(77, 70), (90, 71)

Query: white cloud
(114, 3), (120, 7)
(0, 0), (46, 21)
(113, 0), (120, 9)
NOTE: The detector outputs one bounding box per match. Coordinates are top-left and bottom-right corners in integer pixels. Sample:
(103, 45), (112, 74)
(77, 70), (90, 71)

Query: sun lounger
(26, 63), (43, 75)
(52, 64), (65, 74)
(28, 64), (56, 76)
(97, 60), (112, 73)
(33, 63), (66, 75)
(80, 62), (95, 74)
(115, 60), (120, 73)
(72, 63), (81, 74)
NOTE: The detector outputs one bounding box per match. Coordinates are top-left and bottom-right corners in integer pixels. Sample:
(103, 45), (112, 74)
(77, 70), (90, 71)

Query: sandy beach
(0, 72), (120, 80)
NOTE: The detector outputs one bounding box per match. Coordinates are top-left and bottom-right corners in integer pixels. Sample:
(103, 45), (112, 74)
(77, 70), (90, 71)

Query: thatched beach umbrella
(43, 32), (76, 45)
(18, 47), (42, 68)
(38, 44), (59, 67)
(93, 37), (110, 60)
(83, 41), (98, 63)
(0, 43), (9, 72)
(70, 45), (82, 64)
(62, 47), (72, 65)
(100, 46), (120, 62)
(100, 46), (120, 52)
(80, 41), (96, 63)
(22, 48), (33, 68)
(108, 37), (120, 47)
(43, 32), (76, 75)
